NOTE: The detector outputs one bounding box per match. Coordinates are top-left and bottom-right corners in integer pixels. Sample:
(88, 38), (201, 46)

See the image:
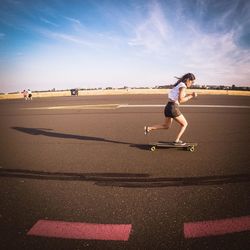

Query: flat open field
(1, 88), (250, 100)
(0, 94), (249, 250)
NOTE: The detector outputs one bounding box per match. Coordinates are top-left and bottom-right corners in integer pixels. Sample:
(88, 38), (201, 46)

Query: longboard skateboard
(150, 142), (198, 152)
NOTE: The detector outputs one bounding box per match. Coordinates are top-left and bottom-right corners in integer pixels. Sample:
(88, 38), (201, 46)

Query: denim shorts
(164, 102), (182, 118)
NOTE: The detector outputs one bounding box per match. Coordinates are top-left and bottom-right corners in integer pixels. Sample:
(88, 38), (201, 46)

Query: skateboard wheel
(150, 146), (156, 151)
(188, 146), (195, 152)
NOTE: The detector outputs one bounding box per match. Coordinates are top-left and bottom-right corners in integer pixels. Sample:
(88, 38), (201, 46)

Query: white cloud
(128, 1), (172, 53)
(180, 23), (250, 83)
(125, 0), (250, 85)
(38, 29), (100, 48)
(64, 16), (82, 26)
(40, 17), (59, 27)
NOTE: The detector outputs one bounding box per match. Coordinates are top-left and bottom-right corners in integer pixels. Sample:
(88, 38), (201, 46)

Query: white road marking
(22, 104), (250, 110)
(118, 104), (250, 109)
(22, 104), (120, 110)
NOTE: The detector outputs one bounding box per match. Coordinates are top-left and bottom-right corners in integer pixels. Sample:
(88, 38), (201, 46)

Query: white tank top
(168, 82), (186, 102)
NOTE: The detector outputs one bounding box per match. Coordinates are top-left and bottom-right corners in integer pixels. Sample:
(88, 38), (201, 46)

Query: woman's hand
(192, 92), (198, 98)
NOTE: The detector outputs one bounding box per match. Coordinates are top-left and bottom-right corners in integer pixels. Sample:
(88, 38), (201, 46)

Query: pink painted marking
(28, 220), (132, 241)
(184, 215), (250, 238)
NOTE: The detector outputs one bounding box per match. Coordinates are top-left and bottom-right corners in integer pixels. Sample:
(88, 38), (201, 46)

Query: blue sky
(0, 0), (249, 92)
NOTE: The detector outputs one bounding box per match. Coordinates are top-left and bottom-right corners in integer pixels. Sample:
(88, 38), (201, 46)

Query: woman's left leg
(145, 117), (173, 134)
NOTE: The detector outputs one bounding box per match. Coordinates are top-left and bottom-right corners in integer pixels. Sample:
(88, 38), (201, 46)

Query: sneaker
(173, 140), (186, 145)
(144, 126), (149, 135)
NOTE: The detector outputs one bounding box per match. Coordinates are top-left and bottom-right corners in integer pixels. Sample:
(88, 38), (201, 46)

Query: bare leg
(146, 117), (173, 133)
(174, 114), (188, 142)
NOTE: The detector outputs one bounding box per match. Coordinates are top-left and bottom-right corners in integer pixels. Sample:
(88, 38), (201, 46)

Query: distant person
(27, 89), (32, 100)
(22, 89), (28, 100)
(144, 73), (197, 145)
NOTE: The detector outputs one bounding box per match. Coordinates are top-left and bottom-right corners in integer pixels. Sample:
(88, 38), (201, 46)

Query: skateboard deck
(150, 142), (198, 152)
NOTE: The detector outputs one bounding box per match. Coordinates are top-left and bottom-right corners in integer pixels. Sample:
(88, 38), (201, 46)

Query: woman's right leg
(146, 117), (173, 133)
(174, 114), (188, 142)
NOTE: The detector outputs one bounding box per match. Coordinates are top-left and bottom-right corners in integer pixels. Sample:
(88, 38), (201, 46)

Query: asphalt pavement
(0, 94), (250, 250)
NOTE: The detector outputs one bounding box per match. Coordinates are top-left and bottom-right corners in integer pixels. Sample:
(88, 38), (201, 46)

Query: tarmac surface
(0, 94), (250, 249)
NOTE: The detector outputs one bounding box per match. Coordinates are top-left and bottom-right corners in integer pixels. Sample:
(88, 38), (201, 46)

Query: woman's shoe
(173, 140), (186, 145)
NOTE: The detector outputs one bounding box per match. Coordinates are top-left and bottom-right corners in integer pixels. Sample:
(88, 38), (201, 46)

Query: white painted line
(22, 104), (120, 110)
(118, 104), (250, 109)
(182, 105), (250, 109)
(118, 105), (164, 108)
(21, 104), (250, 110)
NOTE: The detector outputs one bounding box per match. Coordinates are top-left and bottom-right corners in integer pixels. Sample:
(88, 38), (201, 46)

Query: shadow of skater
(130, 144), (151, 151)
(12, 127), (131, 145)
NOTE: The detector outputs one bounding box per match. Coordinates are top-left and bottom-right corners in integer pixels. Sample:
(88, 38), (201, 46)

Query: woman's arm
(178, 87), (197, 103)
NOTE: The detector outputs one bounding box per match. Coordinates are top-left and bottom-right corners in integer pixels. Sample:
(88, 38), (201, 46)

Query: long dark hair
(174, 73), (195, 87)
